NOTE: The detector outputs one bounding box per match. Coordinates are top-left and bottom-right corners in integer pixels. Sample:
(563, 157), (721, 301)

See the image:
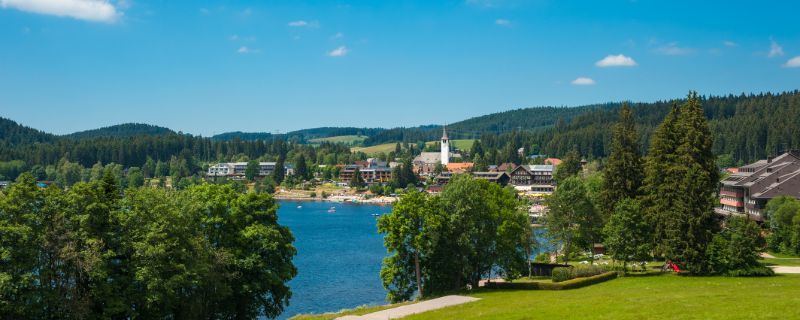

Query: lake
(277, 200), (391, 319)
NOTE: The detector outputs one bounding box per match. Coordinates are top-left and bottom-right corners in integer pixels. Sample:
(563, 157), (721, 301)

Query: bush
(486, 272), (618, 290)
(551, 267), (573, 283)
(309, 192), (316, 198)
(572, 265), (606, 278)
(726, 266), (775, 277)
(551, 265), (608, 282)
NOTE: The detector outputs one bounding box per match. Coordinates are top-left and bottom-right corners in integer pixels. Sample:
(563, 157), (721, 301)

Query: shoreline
(273, 194), (397, 205)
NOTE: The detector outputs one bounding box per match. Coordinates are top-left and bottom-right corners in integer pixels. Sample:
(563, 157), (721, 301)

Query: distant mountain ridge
(65, 123), (176, 139)
(211, 127), (385, 142)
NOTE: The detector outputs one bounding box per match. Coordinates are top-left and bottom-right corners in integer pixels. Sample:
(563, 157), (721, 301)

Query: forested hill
(0, 117), (57, 145)
(473, 90), (800, 165)
(212, 127), (385, 142)
(65, 123), (176, 139)
(362, 105), (612, 145)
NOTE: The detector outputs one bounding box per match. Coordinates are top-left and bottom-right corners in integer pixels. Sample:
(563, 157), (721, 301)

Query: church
(412, 127), (459, 175)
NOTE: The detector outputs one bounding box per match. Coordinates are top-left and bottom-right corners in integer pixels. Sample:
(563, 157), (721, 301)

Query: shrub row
(725, 266), (775, 277)
(552, 265), (608, 283)
(484, 271), (618, 290)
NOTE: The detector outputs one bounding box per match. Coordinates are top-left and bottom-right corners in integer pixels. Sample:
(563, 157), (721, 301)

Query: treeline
(65, 123), (175, 139)
(0, 118), (370, 180)
(546, 94), (769, 276)
(0, 173), (296, 319)
(364, 91), (800, 165)
(212, 127), (385, 143)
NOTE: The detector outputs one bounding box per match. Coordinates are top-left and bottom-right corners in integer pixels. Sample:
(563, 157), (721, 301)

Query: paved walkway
(771, 266), (800, 274)
(336, 295), (480, 320)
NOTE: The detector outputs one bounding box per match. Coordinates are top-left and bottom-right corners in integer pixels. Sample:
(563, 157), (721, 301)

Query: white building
(207, 162), (293, 179)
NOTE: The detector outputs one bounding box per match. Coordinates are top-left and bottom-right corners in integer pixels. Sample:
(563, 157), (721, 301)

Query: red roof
(544, 158), (562, 166)
(446, 162), (474, 173)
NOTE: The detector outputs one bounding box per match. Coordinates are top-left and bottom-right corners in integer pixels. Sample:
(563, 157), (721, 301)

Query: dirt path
(771, 266), (800, 274)
(336, 295), (480, 320)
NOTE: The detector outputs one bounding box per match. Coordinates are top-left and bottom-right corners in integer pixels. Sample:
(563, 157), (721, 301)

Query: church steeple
(440, 126), (450, 165)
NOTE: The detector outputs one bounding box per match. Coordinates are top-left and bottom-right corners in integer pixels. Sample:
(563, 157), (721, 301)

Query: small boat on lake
(327, 207), (336, 213)
(297, 205), (303, 209)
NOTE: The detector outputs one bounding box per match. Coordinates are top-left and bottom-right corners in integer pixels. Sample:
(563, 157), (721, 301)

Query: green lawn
(308, 135), (368, 145)
(352, 139), (477, 155)
(425, 139), (475, 151)
(351, 142), (397, 154)
(404, 275), (800, 320)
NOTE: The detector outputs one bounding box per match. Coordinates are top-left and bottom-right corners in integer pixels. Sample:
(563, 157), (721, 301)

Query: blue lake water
(277, 200), (391, 319)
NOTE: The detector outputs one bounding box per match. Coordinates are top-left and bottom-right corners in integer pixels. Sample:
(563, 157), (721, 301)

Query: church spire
(442, 126), (449, 140)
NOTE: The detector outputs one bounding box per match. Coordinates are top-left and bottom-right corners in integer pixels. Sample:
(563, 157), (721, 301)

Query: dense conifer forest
(1, 90), (798, 181)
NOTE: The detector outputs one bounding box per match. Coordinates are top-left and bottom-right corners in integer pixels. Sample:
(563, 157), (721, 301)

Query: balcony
(719, 190), (743, 198)
(719, 198), (744, 207)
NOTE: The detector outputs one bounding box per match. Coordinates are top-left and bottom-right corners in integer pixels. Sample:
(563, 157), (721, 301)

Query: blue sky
(1, 0), (799, 136)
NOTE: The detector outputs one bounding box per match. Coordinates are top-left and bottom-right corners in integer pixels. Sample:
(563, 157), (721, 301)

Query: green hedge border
(484, 271), (618, 290)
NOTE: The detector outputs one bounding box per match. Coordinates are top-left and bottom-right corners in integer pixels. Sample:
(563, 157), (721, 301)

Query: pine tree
(554, 145), (581, 182)
(667, 92), (720, 274)
(272, 156), (286, 184)
(642, 102), (683, 253)
(601, 103), (644, 220)
(294, 154), (309, 181)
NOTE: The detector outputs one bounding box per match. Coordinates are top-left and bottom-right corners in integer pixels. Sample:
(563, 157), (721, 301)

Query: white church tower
(440, 127), (450, 165)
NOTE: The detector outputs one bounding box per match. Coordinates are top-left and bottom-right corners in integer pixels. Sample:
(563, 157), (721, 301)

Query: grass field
(352, 139), (476, 155)
(425, 139), (475, 151)
(296, 274), (800, 320)
(308, 135), (368, 145)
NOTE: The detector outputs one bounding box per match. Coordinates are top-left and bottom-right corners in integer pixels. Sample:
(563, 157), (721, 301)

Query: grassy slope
(308, 135), (368, 145)
(352, 139), (476, 155)
(405, 275), (800, 320)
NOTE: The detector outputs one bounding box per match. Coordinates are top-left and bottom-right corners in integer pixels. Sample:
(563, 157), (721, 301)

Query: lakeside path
(335, 296), (480, 320)
(771, 266), (800, 274)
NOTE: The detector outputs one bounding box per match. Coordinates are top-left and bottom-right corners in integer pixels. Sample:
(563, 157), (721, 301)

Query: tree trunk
(414, 251), (423, 298)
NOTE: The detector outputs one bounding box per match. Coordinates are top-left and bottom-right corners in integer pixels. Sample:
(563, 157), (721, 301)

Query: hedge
(484, 271), (618, 290)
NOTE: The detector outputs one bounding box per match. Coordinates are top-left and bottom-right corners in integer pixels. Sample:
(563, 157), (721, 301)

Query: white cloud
(656, 42), (692, 55)
(237, 46), (260, 54)
(595, 54), (637, 67)
(229, 34), (255, 41)
(331, 32), (343, 39)
(288, 20), (319, 28)
(723, 40), (737, 47)
(495, 18), (511, 26)
(328, 46), (348, 57)
(571, 77), (595, 85)
(240, 8), (252, 16)
(769, 38), (784, 57)
(783, 56), (800, 68)
(0, 0), (120, 23)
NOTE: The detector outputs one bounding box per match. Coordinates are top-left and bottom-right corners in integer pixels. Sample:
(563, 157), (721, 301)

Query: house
(446, 162), (474, 173)
(717, 151), (800, 221)
(508, 164), (555, 193)
(544, 158), (562, 166)
(433, 171), (510, 186)
(338, 159), (392, 185)
(207, 162), (293, 179)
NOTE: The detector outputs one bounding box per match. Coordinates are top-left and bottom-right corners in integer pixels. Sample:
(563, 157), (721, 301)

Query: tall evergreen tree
(667, 92), (720, 274)
(272, 156), (286, 184)
(294, 153), (309, 181)
(601, 103), (644, 219)
(642, 102), (683, 253)
(554, 145), (582, 182)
